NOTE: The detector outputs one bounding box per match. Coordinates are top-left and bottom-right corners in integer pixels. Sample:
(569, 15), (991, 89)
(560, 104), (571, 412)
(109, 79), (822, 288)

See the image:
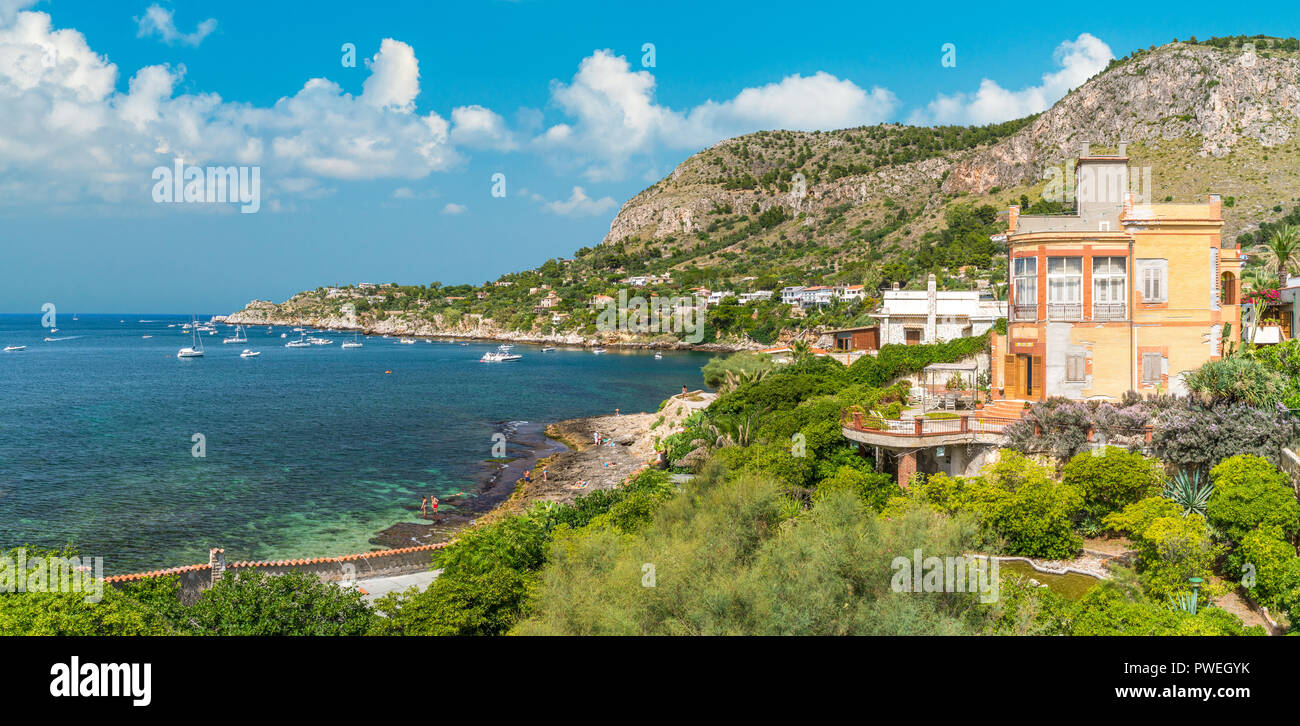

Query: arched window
(1221, 272), (1237, 305)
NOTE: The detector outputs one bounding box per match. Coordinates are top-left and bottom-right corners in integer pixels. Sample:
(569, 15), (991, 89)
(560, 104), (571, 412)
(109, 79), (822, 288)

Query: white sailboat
(285, 332), (311, 348)
(177, 316), (205, 358)
(341, 332), (363, 349)
(223, 325), (248, 344)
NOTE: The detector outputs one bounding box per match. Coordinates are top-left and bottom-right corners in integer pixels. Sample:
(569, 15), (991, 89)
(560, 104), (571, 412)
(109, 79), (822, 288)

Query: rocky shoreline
(368, 389), (716, 548)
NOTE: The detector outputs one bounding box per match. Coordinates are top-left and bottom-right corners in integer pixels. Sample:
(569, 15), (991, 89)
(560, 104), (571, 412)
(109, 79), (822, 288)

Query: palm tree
(1240, 266), (1273, 297)
(1250, 224), (1300, 289)
(788, 338), (812, 361)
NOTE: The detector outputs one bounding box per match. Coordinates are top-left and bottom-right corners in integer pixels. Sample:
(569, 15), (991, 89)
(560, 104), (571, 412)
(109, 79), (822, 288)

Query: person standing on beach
(682, 385), (687, 395)
(593, 431), (600, 446)
(431, 496), (439, 516)
(615, 408), (620, 416)
(524, 469), (532, 483)
(420, 496), (428, 517)
(542, 465), (549, 482)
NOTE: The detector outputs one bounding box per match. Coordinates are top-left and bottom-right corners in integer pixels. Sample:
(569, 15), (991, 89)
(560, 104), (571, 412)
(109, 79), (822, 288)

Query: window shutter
(1004, 354), (1019, 397)
(1031, 355), (1043, 398)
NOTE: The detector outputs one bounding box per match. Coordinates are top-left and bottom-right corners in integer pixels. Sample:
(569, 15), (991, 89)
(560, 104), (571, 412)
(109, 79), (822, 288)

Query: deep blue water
(0, 314), (709, 573)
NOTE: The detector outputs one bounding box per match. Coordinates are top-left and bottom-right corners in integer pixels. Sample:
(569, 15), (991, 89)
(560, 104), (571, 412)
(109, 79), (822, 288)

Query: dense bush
(1105, 498), (1222, 601)
(516, 473), (1000, 635)
(1061, 575), (1262, 636)
(185, 570), (375, 636)
(1184, 355), (1286, 407)
(917, 452), (1083, 559)
(1207, 455), (1300, 545)
(1061, 447), (1164, 521)
(1235, 525), (1300, 619)
(1151, 403), (1291, 469)
(847, 332), (989, 388)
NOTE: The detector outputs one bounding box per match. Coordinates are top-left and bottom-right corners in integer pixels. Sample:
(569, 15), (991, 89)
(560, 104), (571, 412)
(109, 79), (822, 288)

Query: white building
(837, 284), (865, 301)
(739, 290), (773, 304)
(870, 274), (1005, 345)
(781, 286), (805, 305)
(799, 286), (834, 307)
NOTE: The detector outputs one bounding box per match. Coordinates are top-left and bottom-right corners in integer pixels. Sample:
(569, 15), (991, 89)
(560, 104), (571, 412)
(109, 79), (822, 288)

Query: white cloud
(450, 105), (517, 150)
(441, 202), (466, 215)
(536, 50), (898, 180)
(136, 4), (217, 48)
(361, 37), (419, 112)
(542, 186), (616, 217)
(909, 33), (1113, 125)
(0, 11), (459, 208)
(392, 186), (438, 199)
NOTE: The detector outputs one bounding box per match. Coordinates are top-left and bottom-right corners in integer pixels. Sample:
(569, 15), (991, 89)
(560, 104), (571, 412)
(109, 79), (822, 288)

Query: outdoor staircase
(980, 399), (1031, 421)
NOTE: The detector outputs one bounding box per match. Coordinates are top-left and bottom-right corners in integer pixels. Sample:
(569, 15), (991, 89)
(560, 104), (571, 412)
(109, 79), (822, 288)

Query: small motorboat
(399, 338), (416, 344)
(591, 348), (607, 354)
(541, 346), (556, 352)
(240, 349), (260, 358)
(142, 335), (153, 339)
(3, 345), (25, 352)
(654, 352), (663, 359)
(480, 351), (522, 362)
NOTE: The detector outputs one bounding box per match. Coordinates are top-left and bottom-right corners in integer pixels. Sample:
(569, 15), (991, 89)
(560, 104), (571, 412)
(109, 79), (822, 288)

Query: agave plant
(1167, 591), (1198, 615)
(1162, 469), (1213, 517)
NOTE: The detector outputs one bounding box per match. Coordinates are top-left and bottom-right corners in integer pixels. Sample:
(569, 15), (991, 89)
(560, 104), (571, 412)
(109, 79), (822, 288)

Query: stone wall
(104, 544), (448, 605)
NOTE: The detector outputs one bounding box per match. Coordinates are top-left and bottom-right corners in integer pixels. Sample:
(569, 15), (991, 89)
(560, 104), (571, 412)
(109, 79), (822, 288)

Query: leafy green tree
(1207, 455), (1300, 545)
(919, 452), (1083, 559)
(1061, 446), (1163, 521)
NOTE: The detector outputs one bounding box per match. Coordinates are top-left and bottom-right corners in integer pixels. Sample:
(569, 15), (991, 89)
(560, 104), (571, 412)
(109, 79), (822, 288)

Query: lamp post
(1188, 577), (1203, 615)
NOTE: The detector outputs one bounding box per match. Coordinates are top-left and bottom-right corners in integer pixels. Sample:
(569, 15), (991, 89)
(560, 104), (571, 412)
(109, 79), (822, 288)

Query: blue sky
(2, 0), (1297, 312)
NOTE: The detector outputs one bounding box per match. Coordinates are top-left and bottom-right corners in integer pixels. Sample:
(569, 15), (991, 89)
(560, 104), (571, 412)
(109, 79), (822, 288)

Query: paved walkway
(349, 569), (442, 602)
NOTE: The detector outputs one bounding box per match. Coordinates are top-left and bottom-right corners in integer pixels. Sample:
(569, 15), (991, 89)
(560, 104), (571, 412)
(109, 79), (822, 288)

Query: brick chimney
(209, 548), (225, 583)
(1007, 205), (1020, 234)
(1080, 142), (1091, 157)
(1208, 193), (1222, 220)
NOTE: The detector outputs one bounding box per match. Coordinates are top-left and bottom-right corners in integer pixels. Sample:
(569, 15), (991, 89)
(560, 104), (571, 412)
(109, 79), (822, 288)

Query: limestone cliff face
(944, 44), (1299, 195)
(603, 41), (1300, 250)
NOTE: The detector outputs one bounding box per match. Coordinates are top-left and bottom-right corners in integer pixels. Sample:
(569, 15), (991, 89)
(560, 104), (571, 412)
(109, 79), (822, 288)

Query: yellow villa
(996, 148), (1241, 401)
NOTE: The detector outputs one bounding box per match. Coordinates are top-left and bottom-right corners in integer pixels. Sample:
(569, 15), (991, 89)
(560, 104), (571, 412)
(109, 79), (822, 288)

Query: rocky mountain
(603, 37), (1300, 267)
(224, 37), (1300, 346)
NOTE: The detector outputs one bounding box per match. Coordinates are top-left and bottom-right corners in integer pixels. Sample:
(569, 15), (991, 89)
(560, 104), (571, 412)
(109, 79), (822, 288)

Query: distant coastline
(212, 309), (761, 353)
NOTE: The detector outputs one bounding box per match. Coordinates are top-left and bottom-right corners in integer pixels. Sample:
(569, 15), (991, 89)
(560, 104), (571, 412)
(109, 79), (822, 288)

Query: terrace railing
(1092, 302), (1127, 321)
(1012, 303), (1038, 322)
(841, 411), (1022, 437)
(1047, 303), (1083, 321)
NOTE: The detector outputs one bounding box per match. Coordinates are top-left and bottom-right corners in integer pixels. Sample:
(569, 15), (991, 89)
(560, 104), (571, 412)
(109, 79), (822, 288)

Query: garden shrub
(1207, 455), (1300, 545)
(1235, 525), (1300, 618)
(1061, 446), (1163, 521)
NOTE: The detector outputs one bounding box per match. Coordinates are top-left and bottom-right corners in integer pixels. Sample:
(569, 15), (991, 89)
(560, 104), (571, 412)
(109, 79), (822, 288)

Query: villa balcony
(840, 410), (1022, 447)
(1047, 303), (1082, 321)
(1092, 302), (1127, 321)
(1012, 303), (1037, 321)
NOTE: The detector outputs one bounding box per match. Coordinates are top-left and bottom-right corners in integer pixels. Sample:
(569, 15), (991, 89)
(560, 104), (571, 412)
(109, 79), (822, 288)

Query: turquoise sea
(0, 314), (709, 573)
